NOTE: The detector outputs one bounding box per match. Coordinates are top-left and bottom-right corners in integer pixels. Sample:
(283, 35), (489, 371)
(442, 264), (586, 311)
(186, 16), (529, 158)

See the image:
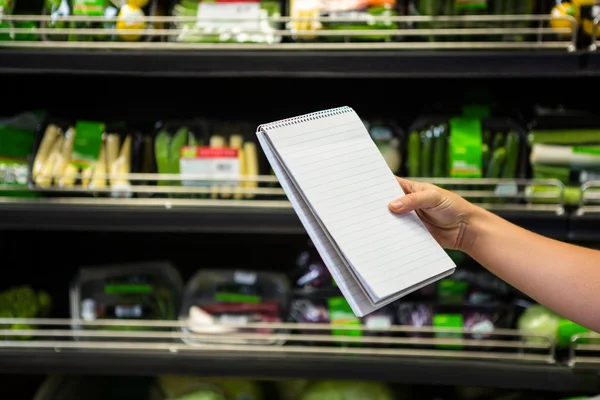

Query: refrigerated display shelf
(0, 317), (593, 392)
(0, 49), (584, 78)
(0, 198), (569, 237)
(1, 350), (597, 392)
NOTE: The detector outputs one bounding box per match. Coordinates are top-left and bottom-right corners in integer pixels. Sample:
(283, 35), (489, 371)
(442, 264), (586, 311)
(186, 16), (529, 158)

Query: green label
(105, 284), (152, 294)
(437, 279), (468, 304)
(557, 318), (589, 347)
(328, 297), (361, 337)
(449, 117), (483, 178)
(73, 0), (105, 15)
(454, 0), (486, 10)
(0, 127), (35, 159)
(573, 146), (600, 156)
(433, 313), (463, 349)
(72, 121), (104, 167)
(214, 292), (261, 303)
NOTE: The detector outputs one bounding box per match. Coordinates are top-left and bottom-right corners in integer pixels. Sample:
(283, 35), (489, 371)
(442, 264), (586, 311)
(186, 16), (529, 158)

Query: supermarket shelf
(2, 350), (597, 392)
(569, 181), (600, 241)
(0, 197), (569, 236)
(0, 318), (596, 392)
(0, 49), (583, 78)
(0, 198), (304, 234)
(0, 177), (568, 235)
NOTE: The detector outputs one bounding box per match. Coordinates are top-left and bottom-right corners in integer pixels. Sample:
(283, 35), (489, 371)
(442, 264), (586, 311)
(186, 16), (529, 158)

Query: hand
(388, 177), (478, 252)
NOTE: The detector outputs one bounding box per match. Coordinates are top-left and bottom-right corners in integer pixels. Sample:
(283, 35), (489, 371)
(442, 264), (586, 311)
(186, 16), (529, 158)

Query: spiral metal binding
(258, 106), (353, 132)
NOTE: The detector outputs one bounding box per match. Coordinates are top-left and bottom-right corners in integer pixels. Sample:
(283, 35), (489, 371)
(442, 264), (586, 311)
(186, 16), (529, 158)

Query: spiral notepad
(256, 106), (456, 317)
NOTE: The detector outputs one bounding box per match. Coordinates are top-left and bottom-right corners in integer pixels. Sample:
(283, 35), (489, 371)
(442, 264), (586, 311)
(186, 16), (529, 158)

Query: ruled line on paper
(256, 131), (375, 316)
(263, 109), (455, 303)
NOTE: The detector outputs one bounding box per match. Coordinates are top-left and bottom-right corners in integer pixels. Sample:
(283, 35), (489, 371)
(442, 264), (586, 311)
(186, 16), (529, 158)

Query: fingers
(395, 177), (415, 194)
(389, 188), (441, 214)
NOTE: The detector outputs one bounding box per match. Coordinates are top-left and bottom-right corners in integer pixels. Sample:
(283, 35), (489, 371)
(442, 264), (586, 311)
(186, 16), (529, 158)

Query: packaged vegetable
(31, 120), (140, 197)
(299, 380), (394, 400)
(289, 294), (396, 342)
(69, 261), (183, 333)
(180, 269), (290, 345)
(171, 0), (283, 44)
(156, 376), (263, 400)
(0, 111), (45, 197)
(397, 301), (514, 343)
(290, 0), (403, 42)
(411, 0), (537, 42)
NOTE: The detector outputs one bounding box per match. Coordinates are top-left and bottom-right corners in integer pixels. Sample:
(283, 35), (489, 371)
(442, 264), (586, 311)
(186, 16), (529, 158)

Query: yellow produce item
(111, 135), (132, 192)
(37, 135), (64, 188)
(117, 4), (146, 41)
(572, 0), (596, 7)
(209, 135), (226, 199)
(105, 133), (120, 184)
(550, 2), (579, 35)
(32, 125), (59, 180)
(81, 166), (93, 188)
(583, 15), (600, 37)
(229, 135), (245, 199)
(90, 144), (107, 190)
(243, 142), (258, 199)
(58, 164), (78, 188)
(52, 127), (76, 185)
(127, 0), (149, 8)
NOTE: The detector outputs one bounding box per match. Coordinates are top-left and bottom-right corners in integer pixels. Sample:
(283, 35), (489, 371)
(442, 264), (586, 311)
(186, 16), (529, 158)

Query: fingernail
(390, 200), (403, 209)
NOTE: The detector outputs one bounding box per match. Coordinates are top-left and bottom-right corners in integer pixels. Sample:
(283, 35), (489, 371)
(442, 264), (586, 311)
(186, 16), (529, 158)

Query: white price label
(196, 2), (261, 32)
(234, 270), (257, 285)
(494, 182), (518, 197)
(219, 314), (249, 325)
(365, 315), (392, 329)
(179, 146), (240, 187)
(115, 304), (143, 319)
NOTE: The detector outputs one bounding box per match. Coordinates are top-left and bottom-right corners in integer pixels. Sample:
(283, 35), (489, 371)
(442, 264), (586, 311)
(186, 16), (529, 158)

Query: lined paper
(257, 107), (455, 317)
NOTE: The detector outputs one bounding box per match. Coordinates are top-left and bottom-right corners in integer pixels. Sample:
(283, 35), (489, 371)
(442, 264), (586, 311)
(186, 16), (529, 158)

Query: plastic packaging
(41, 0), (159, 42)
(0, 111), (45, 198)
(29, 118), (143, 198)
(69, 261), (183, 331)
(154, 119), (259, 200)
(289, 0), (408, 42)
(153, 376), (264, 400)
(410, 0), (538, 42)
(169, 0), (284, 44)
(289, 292), (396, 342)
(179, 269), (290, 346)
(397, 301), (515, 343)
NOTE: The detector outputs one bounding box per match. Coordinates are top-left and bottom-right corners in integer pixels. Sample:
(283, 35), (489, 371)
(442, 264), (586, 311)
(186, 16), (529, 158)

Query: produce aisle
(3, 0), (600, 398)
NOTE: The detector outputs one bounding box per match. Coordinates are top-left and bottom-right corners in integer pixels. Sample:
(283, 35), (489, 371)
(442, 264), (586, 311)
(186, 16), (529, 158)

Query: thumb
(389, 189), (440, 214)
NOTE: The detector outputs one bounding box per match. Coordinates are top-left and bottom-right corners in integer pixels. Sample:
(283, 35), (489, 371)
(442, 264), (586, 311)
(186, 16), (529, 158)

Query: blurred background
(1, 0), (600, 399)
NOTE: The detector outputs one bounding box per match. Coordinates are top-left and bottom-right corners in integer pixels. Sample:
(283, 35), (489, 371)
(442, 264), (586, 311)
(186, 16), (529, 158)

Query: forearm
(465, 207), (600, 332)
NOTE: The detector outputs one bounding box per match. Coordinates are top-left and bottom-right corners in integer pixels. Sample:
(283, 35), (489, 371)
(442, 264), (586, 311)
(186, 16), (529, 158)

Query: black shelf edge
(569, 213), (600, 242)
(584, 51), (600, 75)
(495, 210), (569, 240)
(0, 350), (597, 393)
(0, 49), (584, 78)
(0, 203), (306, 234)
(0, 202), (569, 237)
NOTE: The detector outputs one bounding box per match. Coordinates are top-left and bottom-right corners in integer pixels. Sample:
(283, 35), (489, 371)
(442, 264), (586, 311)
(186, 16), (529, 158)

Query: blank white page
(258, 106), (456, 305)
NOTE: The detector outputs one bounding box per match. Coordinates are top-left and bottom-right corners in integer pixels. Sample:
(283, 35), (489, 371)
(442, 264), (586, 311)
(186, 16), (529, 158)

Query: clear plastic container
(70, 261), (183, 335)
(179, 269), (290, 346)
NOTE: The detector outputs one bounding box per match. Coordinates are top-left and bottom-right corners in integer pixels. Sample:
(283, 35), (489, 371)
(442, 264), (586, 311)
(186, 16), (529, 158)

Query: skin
(388, 177), (600, 333)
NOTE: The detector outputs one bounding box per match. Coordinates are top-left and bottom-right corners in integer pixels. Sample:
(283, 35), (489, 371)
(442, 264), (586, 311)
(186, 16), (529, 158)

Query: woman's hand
(388, 177), (479, 253)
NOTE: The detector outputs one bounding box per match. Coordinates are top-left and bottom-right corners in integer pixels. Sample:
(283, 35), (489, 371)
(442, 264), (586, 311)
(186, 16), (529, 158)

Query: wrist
(458, 204), (490, 256)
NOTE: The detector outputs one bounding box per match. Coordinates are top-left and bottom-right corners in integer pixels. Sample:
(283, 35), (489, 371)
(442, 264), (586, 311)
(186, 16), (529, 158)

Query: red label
(181, 146), (238, 158)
